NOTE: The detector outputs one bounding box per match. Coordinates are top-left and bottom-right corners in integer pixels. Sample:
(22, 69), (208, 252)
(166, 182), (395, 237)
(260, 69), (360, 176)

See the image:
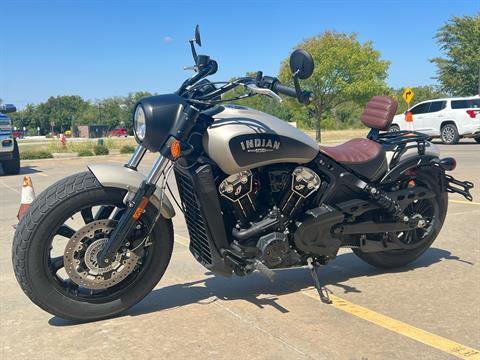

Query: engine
(219, 166), (322, 267)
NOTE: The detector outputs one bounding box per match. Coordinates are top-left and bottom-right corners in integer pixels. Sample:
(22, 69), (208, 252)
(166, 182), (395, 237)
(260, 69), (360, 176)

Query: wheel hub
(64, 220), (139, 289)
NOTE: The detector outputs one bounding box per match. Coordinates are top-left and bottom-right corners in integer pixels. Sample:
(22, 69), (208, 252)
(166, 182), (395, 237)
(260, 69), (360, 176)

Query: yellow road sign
(403, 87), (415, 104)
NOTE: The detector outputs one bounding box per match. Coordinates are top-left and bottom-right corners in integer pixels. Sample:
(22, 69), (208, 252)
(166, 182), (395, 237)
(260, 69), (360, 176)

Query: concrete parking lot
(1, 140), (479, 359)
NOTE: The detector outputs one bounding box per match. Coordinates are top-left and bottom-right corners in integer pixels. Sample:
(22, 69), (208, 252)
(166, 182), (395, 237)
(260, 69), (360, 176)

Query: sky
(1, 0), (478, 108)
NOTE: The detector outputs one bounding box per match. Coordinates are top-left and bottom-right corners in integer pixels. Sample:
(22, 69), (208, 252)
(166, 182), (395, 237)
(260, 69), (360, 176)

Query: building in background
(76, 125), (109, 138)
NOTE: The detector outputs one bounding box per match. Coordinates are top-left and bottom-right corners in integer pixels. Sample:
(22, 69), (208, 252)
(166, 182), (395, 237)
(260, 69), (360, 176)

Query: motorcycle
(12, 26), (474, 321)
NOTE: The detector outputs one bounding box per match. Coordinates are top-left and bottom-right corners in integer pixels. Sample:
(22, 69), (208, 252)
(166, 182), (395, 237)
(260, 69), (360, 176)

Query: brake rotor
(64, 220), (139, 289)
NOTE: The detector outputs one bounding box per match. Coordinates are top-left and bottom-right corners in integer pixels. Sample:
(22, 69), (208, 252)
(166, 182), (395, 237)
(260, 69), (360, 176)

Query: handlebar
(272, 80), (312, 105)
(272, 82), (298, 98)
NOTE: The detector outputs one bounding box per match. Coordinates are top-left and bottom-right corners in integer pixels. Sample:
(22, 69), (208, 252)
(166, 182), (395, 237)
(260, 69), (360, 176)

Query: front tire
(474, 136), (480, 144)
(3, 140), (20, 175)
(12, 171), (174, 321)
(353, 172), (448, 269)
(441, 124), (460, 144)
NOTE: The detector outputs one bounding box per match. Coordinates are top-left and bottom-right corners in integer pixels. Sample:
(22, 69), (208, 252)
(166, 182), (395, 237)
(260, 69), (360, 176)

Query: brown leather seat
(319, 138), (387, 181)
(318, 96), (398, 180)
(319, 138), (382, 164)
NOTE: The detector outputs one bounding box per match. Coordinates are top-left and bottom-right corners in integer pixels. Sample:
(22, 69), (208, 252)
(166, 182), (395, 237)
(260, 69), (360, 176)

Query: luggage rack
(368, 129), (432, 168)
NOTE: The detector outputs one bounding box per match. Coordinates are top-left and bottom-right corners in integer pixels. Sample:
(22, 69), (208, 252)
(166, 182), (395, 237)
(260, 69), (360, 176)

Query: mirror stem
(189, 40), (198, 62)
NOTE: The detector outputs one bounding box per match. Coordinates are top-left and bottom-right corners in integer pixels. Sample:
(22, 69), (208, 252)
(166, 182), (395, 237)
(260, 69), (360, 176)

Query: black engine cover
(293, 205), (344, 258)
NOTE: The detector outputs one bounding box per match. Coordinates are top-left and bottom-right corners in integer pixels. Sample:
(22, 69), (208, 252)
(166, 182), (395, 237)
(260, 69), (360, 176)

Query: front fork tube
(97, 153), (170, 265)
(125, 145), (147, 170)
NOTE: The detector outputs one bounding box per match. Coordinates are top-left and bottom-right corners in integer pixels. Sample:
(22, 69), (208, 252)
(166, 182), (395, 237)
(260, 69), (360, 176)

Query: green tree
(229, 72), (295, 121)
(279, 31), (390, 141)
(431, 14), (480, 96)
(35, 96), (91, 133)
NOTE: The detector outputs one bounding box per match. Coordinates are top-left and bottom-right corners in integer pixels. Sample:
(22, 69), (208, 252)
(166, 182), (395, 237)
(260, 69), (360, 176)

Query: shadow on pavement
(48, 247), (472, 327)
(432, 140), (479, 145)
(0, 165), (43, 176)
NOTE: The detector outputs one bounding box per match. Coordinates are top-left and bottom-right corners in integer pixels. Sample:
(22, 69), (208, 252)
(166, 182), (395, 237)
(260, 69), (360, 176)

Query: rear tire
(474, 136), (480, 144)
(3, 140), (20, 175)
(12, 171), (174, 321)
(353, 172), (448, 269)
(440, 124), (460, 144)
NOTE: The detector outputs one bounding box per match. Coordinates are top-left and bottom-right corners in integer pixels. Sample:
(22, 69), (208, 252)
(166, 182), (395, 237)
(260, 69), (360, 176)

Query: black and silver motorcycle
(13, 26), (473, 321)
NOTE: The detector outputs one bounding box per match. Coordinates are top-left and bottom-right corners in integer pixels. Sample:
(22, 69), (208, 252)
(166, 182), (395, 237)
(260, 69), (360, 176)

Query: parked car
(390, 95), (480, 144)
(109, 127), (128, 137)
(0, 105), (20, 175)
(12, 129), (25, 138)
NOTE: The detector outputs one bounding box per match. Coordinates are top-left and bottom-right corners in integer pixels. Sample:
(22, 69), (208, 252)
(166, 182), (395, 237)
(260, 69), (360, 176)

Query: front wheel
(474, 136), (480, 144)
(353, 172), (448, 268)
(12, 171), (173, 321)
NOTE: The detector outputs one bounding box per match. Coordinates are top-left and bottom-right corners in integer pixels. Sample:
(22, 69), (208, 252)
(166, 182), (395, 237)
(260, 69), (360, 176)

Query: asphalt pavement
(1, 140), (479, 359)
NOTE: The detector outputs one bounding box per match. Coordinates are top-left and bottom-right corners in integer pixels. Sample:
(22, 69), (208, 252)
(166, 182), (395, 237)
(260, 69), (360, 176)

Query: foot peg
(253, 260), (276, 282)
(307, 258), (332, 304)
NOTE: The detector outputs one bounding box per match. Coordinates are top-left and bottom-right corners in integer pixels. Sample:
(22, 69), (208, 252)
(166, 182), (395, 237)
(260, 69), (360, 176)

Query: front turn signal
(170, 139), (181, 159)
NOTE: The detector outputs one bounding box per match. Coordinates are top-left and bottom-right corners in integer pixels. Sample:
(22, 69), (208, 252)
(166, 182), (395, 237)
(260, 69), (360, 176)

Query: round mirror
(195, 24), (202, 46)
(289, 49), (314, 80)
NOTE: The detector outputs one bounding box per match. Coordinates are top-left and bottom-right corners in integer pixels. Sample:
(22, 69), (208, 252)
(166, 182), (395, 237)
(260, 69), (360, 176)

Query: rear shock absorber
(363, 184), (403, 218)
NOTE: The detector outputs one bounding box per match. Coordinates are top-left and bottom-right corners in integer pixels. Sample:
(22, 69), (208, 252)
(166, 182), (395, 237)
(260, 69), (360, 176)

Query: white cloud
(163, 36), (174, 44)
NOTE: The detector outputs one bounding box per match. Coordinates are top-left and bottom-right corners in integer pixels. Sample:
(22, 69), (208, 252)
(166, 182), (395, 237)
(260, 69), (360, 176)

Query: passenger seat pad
(319, 138), (382, 164)
(361, 96), (398, 131)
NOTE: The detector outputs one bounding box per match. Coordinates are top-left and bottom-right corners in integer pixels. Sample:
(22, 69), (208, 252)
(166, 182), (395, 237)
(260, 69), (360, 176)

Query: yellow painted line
(450, 200), (480, 205)
(301, 289), (480, 359)
(173, 232), (480, 358)
(37, 172), (48, 177)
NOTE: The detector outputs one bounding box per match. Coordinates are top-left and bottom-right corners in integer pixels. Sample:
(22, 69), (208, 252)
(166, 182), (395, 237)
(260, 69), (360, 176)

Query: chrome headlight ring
(133, 105), (146, 142)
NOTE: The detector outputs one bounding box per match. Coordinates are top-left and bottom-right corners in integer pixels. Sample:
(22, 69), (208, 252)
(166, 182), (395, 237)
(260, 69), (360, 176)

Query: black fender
(380, 155), (442, 184)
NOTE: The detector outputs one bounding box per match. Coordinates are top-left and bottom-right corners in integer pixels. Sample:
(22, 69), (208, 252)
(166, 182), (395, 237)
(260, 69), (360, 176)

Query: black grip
(272, 82), (298, 98)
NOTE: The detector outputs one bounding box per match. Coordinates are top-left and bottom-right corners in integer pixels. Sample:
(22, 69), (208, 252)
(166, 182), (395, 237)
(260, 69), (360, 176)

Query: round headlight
(133, 105), (146, 142)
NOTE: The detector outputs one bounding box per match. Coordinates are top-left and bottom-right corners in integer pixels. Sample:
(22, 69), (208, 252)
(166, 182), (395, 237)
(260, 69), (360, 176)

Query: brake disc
(64, 220), (139, 289)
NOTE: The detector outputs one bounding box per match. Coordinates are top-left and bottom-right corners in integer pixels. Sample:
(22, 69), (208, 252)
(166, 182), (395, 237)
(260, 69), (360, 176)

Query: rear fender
(87, 163), (175, 219)
(380, 155), (441, 183)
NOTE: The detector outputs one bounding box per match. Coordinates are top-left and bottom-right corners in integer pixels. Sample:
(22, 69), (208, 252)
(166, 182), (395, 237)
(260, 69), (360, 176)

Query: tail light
(439, 157), (457, 171)
(466, 109), (480, 118)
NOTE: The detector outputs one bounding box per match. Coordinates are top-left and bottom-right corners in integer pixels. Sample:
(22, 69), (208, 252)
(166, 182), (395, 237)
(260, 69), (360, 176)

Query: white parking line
(0, 181), (20, 194)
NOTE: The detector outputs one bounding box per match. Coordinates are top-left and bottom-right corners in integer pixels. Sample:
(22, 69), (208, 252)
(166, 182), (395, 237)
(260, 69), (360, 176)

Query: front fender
(87, 163), (175, 219)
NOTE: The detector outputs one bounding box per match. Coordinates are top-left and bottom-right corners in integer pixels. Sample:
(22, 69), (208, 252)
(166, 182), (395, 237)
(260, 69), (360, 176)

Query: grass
(20, 150), (53, 160)
(18, 137), (136, 153)
(304, 128), (368, 144)
(120, 145), (136, 154)
(93, 144), (109, 155)
(77, 149), (94, 157)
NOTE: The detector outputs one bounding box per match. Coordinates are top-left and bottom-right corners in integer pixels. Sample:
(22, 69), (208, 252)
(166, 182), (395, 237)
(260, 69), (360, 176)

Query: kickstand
(307, 258), (332, 304)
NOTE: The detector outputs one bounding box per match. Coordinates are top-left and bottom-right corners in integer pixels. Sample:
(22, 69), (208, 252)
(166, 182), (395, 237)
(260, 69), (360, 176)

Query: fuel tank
(203, 105), (319, 175)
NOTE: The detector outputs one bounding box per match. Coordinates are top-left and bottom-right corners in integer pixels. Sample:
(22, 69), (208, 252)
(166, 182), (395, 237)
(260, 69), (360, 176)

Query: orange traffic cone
(17, 176), (36, 220)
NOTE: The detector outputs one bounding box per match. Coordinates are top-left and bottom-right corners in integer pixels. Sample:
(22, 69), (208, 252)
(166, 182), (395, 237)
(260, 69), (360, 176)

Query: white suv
(390, 95), (480, 144)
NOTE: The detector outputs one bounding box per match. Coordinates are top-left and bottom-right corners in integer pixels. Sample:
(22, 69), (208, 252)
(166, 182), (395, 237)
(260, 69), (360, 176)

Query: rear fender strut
(445, 175), (474, 201)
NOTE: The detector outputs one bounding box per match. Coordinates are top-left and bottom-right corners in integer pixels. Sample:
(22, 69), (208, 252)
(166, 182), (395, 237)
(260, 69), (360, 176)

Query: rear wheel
(474, 136), (480, 144)
(353, 173), (448, 268)
(3, 140), (20, 175)
(440, 124), (460, 144)
(12, 171), (173, 321)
